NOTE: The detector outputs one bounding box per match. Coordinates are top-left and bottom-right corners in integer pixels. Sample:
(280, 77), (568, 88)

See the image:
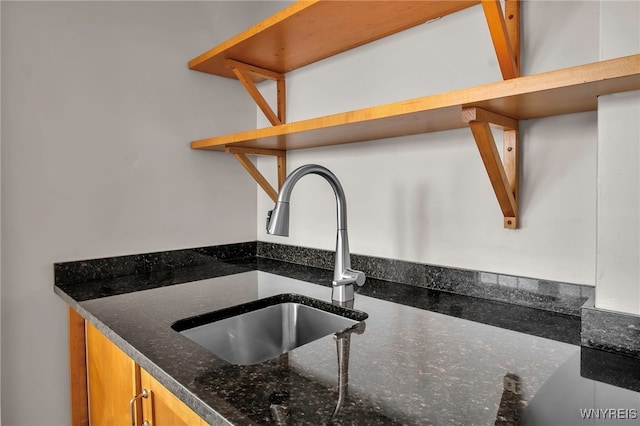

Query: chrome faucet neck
(275, 164), (347, 231)
(266, 164), (365, 303)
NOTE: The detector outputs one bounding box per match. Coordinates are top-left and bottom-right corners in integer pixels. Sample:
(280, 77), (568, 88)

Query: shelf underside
(191, 55), (640, 152)
(189, 0), (480, 81)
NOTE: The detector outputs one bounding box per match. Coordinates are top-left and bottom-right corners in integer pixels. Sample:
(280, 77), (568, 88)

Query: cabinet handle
(129, 389), (149, 426)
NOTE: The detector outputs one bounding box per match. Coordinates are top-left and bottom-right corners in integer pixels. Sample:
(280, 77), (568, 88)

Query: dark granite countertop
(55, 256), (640, 425)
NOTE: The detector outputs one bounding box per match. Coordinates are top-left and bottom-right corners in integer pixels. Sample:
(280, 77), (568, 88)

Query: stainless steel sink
(171, 294), (368, 365)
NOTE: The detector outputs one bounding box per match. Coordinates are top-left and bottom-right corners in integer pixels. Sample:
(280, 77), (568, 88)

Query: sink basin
(171, 293), (368, 365)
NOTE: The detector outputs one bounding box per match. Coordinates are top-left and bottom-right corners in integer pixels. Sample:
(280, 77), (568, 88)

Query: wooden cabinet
(141, 369), (207, 426)
(77, 316), (206, 426)
(86, 323), (140, 426)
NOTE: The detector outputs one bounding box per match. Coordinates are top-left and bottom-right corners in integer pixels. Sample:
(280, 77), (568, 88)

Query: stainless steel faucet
(266, 164), (365, 303)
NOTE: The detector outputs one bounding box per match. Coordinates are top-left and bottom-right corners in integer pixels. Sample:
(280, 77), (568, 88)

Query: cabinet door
(140, 368), (206, 426)
(86, 323), (141, 426)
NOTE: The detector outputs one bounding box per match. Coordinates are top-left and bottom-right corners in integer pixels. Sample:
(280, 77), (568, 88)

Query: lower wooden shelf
(191, 54), (639, 229)
(191, 54), (640, 152)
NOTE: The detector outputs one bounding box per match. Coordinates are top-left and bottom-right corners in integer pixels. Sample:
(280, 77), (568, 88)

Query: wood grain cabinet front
(86, 323), (140, 426)
(82, 319), (206, 426)
(140, 369), (207, 426)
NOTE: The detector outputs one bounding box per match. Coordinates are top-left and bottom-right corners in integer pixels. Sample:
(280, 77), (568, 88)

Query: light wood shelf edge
(188, 1), (316, 79)
(191, 54), (640, 152)
(188, 0), (480, 81)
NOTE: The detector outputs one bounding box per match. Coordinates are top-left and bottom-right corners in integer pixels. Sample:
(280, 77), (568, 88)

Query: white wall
(1, 2), (267, 424)
(257, 1), (600, 286)
(596, 1), (640, 314)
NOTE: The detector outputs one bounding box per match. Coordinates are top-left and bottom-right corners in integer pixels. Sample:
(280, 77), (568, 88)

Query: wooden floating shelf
(189, 0), (480, 81)
(188, 0), (637, 229)
(191, 54), (640, 152)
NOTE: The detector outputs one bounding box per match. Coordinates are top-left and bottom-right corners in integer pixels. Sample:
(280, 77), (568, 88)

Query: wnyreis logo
(579, 408), (638, 420)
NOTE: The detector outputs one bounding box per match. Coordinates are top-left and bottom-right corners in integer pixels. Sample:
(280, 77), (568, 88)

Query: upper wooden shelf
(191, 54), (640, 151)
(189, 0), (480, 81)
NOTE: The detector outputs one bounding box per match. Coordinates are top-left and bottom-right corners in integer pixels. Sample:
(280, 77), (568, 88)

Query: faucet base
(332, 284), (355, 305)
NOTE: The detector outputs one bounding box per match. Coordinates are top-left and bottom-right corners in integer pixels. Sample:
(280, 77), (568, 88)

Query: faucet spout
(266, 164), (365, 303)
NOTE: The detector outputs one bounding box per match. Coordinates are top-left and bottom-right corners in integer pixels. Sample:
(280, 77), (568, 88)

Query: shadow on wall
(392, 183), (430, 260)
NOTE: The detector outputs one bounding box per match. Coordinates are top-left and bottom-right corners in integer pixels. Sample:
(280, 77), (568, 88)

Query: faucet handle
(332, 269), (365, 303)
(343, 268), (366, 287)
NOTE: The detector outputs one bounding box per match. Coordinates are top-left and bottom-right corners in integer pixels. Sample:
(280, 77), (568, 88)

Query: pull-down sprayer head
(266, 202), (290, 237)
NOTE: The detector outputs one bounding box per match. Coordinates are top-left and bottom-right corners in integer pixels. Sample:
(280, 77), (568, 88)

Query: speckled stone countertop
(55, 256), (640, 425)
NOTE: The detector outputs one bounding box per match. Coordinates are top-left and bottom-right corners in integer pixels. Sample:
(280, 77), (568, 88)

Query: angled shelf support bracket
(225, 59), (286, 126)
(226, 146), (287, 203)
(482, 0), (520, 79)
(463, 107), (519, 229)
(223, 60), (288, 202)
